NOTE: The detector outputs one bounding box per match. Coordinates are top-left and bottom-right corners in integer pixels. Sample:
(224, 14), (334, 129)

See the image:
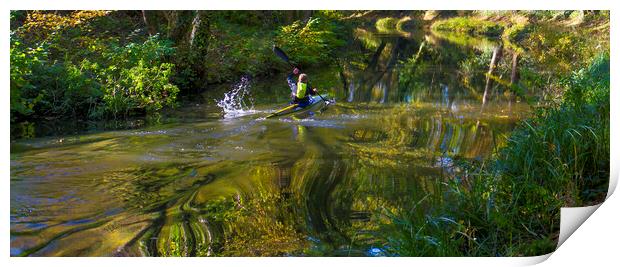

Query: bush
(200, 20), (278, 83)
(432, 17), (504, 37)
(10, 33), (179, 121)
(97, 35), (179, 117)
(375, 17), (399, 32)
(10, 39), (46, 119)
(503, 23), (531, 43)
(501, 53), (609, 202)
(275, 17), (347, 66)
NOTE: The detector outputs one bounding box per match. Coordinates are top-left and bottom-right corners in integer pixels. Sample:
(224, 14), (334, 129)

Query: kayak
(266, 94), (330, 119)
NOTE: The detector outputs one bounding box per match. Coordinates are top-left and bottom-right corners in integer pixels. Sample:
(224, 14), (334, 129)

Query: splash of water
(216, 76), (256, 118)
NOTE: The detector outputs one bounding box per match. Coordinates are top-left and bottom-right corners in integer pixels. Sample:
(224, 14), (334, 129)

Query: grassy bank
(384, 53), (610, 256)
(431, 17), (505, 37)
(431, 11), (609, 54)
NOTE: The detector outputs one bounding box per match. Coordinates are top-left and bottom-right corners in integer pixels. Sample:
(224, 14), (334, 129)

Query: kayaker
(287, 67), (318, 107)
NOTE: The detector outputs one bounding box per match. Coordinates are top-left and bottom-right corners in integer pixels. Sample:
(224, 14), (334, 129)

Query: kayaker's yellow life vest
(296, 82), (307, 98)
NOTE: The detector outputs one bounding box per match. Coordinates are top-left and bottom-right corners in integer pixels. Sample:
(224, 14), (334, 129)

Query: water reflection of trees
(341, 26), (533, 108)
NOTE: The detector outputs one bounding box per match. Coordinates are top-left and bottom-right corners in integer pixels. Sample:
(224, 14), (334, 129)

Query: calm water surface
(11, 26), (537, 256)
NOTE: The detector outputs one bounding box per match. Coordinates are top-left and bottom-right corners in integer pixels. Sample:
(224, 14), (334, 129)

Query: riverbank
(10, 11), (350, 126)
(384, 53), (609, 256)
(11, 11), (609, 135)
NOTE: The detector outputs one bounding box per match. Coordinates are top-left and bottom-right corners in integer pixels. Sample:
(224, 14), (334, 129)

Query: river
(11, 25), (539, 256)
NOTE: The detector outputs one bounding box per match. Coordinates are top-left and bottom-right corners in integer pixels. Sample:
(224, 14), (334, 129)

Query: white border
(3, 1), (618, 267)
(4, 0), (617, 11)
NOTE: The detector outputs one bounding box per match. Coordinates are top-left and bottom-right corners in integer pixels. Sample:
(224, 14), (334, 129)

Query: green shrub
(501, 53), (610, 202)
(316, 10), (347, 20)
(201, 20), (278, 83)
(503, 23), (531, 43)
(10, 39), (46, 119)
(95, 35), (179, 117)
(375, 17), (399, 32)
(10, 39), (100, 119)
(432, 17), (504, 37)
(10, 34), (179, 121)
(276, 17), (347, 66)
(41, 61), (103, 118)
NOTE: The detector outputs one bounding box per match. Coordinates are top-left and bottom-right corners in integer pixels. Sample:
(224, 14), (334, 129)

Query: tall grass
(384, 53), (609, 256)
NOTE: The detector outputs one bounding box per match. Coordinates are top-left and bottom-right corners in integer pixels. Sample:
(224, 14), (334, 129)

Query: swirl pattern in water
(11, 23), (539, 256)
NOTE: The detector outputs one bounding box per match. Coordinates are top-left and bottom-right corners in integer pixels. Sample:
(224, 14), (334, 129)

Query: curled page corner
(607, 164), (618, 198)
(527, 202), (604, 265)
(523, 252), (554, 265)
(557, 204), (602, 248)
(554, 158), (618, 250)
(545, 167), (618, 262)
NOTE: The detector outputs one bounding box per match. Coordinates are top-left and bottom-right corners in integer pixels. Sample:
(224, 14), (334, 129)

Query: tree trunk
(482, 45), (503, 105)
(141, 11), (156, 36)
(510, 52), (520, 85)
(303, 10), (313, 21)
(367, 41), (387, 71)
(164, 10), (194, 43)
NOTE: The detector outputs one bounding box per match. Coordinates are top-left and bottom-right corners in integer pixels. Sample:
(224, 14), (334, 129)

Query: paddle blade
(273, 46), (290, 64)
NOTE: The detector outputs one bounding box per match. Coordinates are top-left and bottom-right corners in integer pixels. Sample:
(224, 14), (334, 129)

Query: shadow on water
(11, 21), (550, 256)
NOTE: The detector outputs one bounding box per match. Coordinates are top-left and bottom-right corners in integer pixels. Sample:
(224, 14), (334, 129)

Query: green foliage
(381, 201), (471, 256)
(375, 17), (399, 32)
(474, 10), (513, 17)
(99, 61), (178, 116)
(474, 10), (608, 24)
(41, 61), (103, 118)
(11, 38), (105, 119)
(516, 25), (589, 73)
(96, 35), (179, 117)
(276, 17), (347, 66)
(398, 42), (429, 93)
(10, 30), (178, 121)
(353, 28), (381, 50)
(315, 10), (347, 20)
(375, 17), (417, 35)
(387, 53), (610, 256)
(457, 49), (493, 90)
(503, 23), (532, 43)
(562, 53), (609, 107)
(431, 30), (498, 52)
(500, 53), (609, 202)
(201, 19), (278, 83)
(432, 17), (505, 37)
(10, 40), (46, 119)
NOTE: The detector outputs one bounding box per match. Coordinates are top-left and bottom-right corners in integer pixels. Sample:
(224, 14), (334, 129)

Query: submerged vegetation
(10, 10), (610, 257)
